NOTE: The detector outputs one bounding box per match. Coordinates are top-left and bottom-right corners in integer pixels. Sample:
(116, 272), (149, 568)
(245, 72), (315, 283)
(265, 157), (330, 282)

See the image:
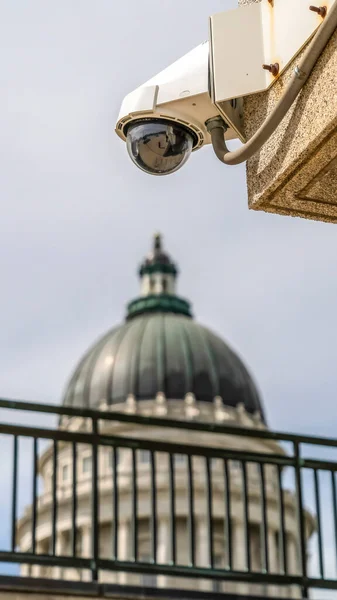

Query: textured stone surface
(238, 0), (337, 223)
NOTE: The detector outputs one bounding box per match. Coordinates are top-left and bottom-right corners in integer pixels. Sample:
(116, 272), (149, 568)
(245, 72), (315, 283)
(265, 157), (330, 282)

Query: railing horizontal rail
(0, 580), (308, 600)
(0, 421), (295, 465)
(1, 551), (337, 592)
(0, 551), (91, 569)
(2, 419), (337, 472)
(1, 396), (337, 448)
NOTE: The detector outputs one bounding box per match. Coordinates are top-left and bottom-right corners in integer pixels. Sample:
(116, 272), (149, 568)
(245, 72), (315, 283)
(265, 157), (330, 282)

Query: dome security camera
(126, 119), (195, 176)
(115, 0), (335, 174)
(115, 41), (243, 176)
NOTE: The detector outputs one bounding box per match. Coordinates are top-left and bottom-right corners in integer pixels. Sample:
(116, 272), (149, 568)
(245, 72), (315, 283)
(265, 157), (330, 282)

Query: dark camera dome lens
(126, 120), (194, 176)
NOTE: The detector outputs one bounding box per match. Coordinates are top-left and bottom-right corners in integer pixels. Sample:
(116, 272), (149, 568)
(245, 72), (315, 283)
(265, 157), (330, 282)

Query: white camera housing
(116, 0), (331, 175)
(115, 41), (242, 151)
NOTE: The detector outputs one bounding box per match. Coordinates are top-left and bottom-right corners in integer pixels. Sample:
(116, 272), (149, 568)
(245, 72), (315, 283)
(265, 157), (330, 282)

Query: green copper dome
(62, 235), (265, 422)
(126, 294), (192, 320)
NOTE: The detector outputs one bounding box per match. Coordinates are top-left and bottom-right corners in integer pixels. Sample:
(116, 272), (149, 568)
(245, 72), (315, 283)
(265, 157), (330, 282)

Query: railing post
(150, 450), (157, 564)
(71, 442), (77, 557)
(205, 457), (214, 569)
(242, 460), (251, 572)
(259, 462), (269, 573)
(131, 448), (138, 562)
(224, 458), (232, 570)
(313, 468), (324, 579)
(277, 464), (288, 575)
(187, 454), (195, 567)
(331, 470), (337, 577)
(168, 453), (176, 565)
(294, 441), (308, 598)
(11, 435), (18, 553)
(31, 437), (38, 555)
(91, 417), (99, 581)
(111, 446), (119, 560)
(112, 447), (119, 561)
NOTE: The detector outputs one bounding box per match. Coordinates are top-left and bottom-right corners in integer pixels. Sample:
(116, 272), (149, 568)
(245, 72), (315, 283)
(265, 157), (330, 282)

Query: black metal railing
(0, 398), (337, 597)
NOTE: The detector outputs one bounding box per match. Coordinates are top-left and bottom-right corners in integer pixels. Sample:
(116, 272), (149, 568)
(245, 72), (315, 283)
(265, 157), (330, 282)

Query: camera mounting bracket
(209, 0), (336, 140)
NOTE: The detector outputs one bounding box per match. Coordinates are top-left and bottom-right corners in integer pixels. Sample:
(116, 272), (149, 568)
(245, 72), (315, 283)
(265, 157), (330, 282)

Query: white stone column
(195, 519), (210, 591)
(21, 564), (29, 577)
(31, 542), (43, 578)
(157, 518), (169, 563)
(232, 521), (248, 596)
(233, 521), (246, 571)
(52, 533), (64, 580)
(267, 530), (281, 598)
(287, 535), (299, 575)
(81, 525), (92, 582)
(196, 519), (209, 567)
(117, 521), (129, 584)
(287, 536), (301, 599)
(267, 530), (278, 573)
(82, 524), (91, 557)
(157, 519), (170, 588)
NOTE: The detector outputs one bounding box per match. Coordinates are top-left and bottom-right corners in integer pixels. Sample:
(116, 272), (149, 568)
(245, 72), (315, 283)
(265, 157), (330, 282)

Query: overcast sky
(1, 2), (337, 593)
(2, 0), (337, 436)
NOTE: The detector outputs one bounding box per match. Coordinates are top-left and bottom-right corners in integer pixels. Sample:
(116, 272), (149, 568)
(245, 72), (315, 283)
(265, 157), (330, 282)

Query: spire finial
(154, 232), (162, 251)
(126, 233), (193, 320)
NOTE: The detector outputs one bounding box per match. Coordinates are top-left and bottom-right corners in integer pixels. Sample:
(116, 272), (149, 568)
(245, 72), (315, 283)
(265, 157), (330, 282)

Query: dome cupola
(127, 233), (192, 320)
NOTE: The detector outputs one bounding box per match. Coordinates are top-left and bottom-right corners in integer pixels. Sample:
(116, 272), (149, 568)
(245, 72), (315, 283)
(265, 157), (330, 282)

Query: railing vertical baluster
(150, 450), (157, 564)
(91, 418), (99, 581)
(224, 458), (232, 570)
(112, 447), (119, 561)
(206, 457), (214, 568)
(169, 453), (176, 565)
(331, 470), (337, 577)
(242, 460), (251, 572)
(132, 448), (138, 562)
(31, 437), (38, 555)
(11, 435), (18, 552)
(313, 469), (324, 579)
(71, 442), (77, 557)
(294, 441), (308, 598)
(187, 454), (195, 566)
(52, 440), (58, 555)
(259, 462), (269, 573)
(277, 464), (288, 574)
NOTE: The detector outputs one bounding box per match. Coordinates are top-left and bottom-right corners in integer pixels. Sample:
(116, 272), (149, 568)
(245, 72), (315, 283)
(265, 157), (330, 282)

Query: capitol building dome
(63, 233), (265, 424)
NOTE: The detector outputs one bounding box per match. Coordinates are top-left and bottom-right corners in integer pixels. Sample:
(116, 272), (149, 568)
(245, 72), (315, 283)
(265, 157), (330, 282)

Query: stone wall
(239, 0), (337, 223)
